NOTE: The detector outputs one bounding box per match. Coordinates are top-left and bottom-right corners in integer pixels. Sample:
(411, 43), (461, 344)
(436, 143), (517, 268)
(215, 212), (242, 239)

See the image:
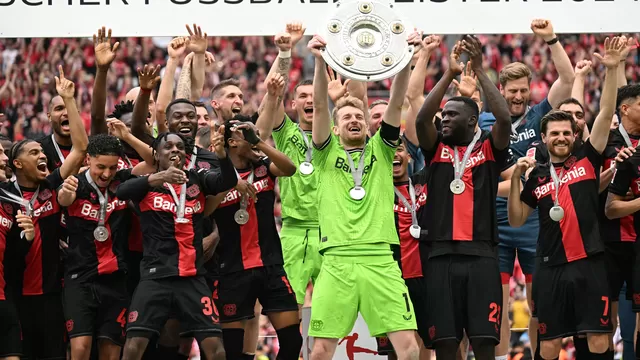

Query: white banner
(0, 0), (635, 38)
(301, 307), (384, 360)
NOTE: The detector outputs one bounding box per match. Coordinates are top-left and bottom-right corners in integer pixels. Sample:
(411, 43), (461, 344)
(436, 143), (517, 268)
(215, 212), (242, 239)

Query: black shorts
(126, 276), (221, 338)
(423, 255), (502, 348)
(63, 272), (129, 345)
(376, 276), (429, 354)
(533, 255), (612, 340)
(0, 299), (22, 358)
(126, 250), (143, 297)
(604, 242), (634, 301)
(18, 293), (67, 360)
(217, 265), (298, 323)
(630, 244), (640, 312)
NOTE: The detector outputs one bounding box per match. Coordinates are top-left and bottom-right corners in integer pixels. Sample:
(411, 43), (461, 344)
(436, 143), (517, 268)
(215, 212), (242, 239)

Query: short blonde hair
(499, 62), (532, 87)
(332, 96), (366, 123)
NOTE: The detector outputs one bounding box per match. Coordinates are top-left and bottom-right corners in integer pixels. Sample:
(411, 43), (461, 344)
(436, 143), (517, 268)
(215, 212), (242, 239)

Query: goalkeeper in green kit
(305, 33), (421, 360)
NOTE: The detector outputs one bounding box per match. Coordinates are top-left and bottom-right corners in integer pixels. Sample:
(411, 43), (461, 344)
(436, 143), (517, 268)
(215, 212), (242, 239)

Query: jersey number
(489, 302), (501, 324)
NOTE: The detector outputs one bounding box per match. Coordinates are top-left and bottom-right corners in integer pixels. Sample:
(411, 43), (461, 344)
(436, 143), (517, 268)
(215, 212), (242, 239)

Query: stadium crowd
(0, 15), (639, 360)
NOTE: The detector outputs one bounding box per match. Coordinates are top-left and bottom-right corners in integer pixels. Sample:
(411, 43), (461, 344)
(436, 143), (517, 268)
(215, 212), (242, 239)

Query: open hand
(93, 27), (120, 70)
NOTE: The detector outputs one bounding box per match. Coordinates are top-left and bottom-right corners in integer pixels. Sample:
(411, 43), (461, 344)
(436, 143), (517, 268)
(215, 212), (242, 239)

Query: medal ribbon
(618, 123), (636, 148)
(85, 172), (109, 226)
(510, 107), (531, 141)
(234, 168), (255, 211)
(548, 155), (566, 207)
(452, 130), (482, 181)
(0, 182), (40, 216)
(297, 126), (313, 163)
(51, 134), (71, 164)
(165, 182), (187, 219)
(393, 179), (419, 227)
(344, 147), (367, 191)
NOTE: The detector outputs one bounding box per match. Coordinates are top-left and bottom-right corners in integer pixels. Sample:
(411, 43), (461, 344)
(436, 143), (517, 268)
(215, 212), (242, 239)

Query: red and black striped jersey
(38, 134), (72, 172)
(393, 167), (428, 279)
(0, 169), (65, 295)
(599, 129), (639, 243)
(63, 169), (134, 283)
(608, 150), (640, 242)
(212, 158), (281, 274)
(116, 157), (236, 280)
(0, 203), (26, 301)
(521, 140), (604, 266)
(420, 131), (510, 258)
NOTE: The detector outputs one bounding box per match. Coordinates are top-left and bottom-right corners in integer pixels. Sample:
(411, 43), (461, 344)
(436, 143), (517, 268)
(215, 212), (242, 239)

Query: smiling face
(155, 134), (187, 171)
(88, 154), (120, 188)
(227, 122), (263, 163)
(542, 120), (575, 159)
(292, 84), (314, 126)
(167, 102), (197, 139)
(13, 141), (49, 182)
(393, 141), (411, 180)
(333, 105), (368, 147)
(501, 77), (530, 117)
(211, 85), (244, 122)
(196, 105), (211, 129)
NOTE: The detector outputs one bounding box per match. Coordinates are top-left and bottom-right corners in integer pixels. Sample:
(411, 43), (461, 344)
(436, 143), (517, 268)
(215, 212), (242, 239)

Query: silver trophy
(321, 0), (415, 82)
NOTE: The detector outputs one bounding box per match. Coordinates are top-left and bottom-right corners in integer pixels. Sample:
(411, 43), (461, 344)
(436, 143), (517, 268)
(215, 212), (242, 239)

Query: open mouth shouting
(347, 123), (362, 136)
(60, 119), (70, 133)
(36, 158), (48, 175)
(303, 106), (313, 116)
(231, 106), (242, 116)
(178, 126), (193, 137)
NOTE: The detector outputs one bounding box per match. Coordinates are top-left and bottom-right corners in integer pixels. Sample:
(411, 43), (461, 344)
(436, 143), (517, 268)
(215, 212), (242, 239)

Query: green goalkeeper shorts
(280, 221), (322, 304)
(309, 253), (417, 338)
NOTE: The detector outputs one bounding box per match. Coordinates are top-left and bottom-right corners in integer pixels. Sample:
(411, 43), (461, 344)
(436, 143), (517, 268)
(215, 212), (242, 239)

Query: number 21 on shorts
(488, 302), (501, 325)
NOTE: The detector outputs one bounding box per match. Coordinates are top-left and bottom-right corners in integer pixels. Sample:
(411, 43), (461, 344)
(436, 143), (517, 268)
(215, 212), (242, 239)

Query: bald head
(125, 87), (141, 103)
(124, 87), (157, 126)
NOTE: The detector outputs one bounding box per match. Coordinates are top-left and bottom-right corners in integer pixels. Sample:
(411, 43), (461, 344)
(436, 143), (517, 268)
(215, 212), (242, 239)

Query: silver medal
(299, 162), (314, 175)
(94, 226), (109, 242)
(234, 209), (249, 225)
(549, 206), (565, 222)
(450, 179), (465, 195)
(350, 186), (366, 200)
(409, 225), (421, 239)
(175, 218), (190, 224)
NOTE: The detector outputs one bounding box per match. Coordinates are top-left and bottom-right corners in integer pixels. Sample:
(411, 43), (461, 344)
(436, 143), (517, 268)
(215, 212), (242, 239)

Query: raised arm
(383, 32), (420, 129)
(617, 37), (635, 88)
(530, 20), (575, 108)
(572, 60), (592, 106)
(415, 42), (464, 151)
(255, 73), (285, 141)
(508, 157), (536, 227)
(462, 35), (510, 149)
(107, 119), (154, 165)
(131, 64), (161, 144)
(55, 66), (88, 179)
(156, 37), (188, 132)
(308, 36), (331, 147)
(404, 35), (440, 146)
(203, 125), (239, 194)
(91, 27), (119, 135)
(185, 24), (207, 101)
(591, 37), (625, 153)
(57, 176), (78, 208)
(235, 121), (296, 177)
(176, 53), (194, 100)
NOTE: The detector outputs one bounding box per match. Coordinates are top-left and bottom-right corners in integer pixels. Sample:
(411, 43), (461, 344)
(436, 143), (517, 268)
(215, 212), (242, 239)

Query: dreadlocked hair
(109, 100), (135, 119)
(87, 134), (125, 158)
(8, 139), (37, 170)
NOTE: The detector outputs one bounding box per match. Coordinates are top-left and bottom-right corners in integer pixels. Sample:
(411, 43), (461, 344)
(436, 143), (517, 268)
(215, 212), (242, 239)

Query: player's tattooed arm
(591, 37), (625, 153)
(55, 66), (88, 179)
(508, 157), (535, 227)
(176, 53), (194, 100)
(416, 43), (463, 151)
(461, 35), (510, 150)
(156, 37), (189, 133)
(57, 176), (79, 208)
(308, 35), (332, 147)
(132, 64), (161, 145)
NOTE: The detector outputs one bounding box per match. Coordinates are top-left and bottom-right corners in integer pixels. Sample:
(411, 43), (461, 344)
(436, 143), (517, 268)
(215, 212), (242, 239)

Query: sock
(242, 353), (256, 360)
(222, 328), (245, 360)
(574, 336), (590, 360)
(275, 324), (303, 360)
(496, 355), (508, 360)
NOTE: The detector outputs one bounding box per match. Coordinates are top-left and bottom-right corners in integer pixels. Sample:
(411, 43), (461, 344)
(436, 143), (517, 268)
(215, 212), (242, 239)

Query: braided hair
(150, 132), (194, 169)
(109, 100), (135, 120)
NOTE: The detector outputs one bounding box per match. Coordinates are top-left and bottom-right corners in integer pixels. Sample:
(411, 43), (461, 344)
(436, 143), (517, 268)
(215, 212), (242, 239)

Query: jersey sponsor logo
(80, 199), (127, 220)
(289, 135), (308, 156)
(533, 166), (588, 199)
(0, 214), (13, 230)
(152, 196), (202, 215)
(334, 154), (377, 174)
(219, 177), (274, 206)
(440, 147), (486, 170)
(33, 200), (54, 218)
(117, 158), (130, 170)
(511, 128), (537, 144)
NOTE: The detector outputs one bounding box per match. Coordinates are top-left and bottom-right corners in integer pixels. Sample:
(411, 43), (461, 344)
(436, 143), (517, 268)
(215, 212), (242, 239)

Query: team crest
(538, 176), (547, 184)
(186, 184), (200, 197)
(38, 188), (52, 202)
(255, 165), (267, 178)
(197, 161), (211, 170)
(90, 192), (97, 201)
(564, 156), (577, 169)
(3, 203), (12, 215)
(223, 304), (237, 316)
(526, 147), (536, 159)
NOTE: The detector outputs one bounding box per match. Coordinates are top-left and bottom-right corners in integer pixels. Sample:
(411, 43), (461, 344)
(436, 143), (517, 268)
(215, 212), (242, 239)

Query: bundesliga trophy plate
(321, 0), (415, 82)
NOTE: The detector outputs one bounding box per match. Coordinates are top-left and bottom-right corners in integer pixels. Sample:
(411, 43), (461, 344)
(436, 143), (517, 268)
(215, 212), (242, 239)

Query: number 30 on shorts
(201, 296), (219, 323)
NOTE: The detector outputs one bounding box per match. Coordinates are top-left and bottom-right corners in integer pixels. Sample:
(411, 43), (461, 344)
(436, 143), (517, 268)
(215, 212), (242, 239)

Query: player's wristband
(545, 37), (559, 46)
(278, 50), (292, 59)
